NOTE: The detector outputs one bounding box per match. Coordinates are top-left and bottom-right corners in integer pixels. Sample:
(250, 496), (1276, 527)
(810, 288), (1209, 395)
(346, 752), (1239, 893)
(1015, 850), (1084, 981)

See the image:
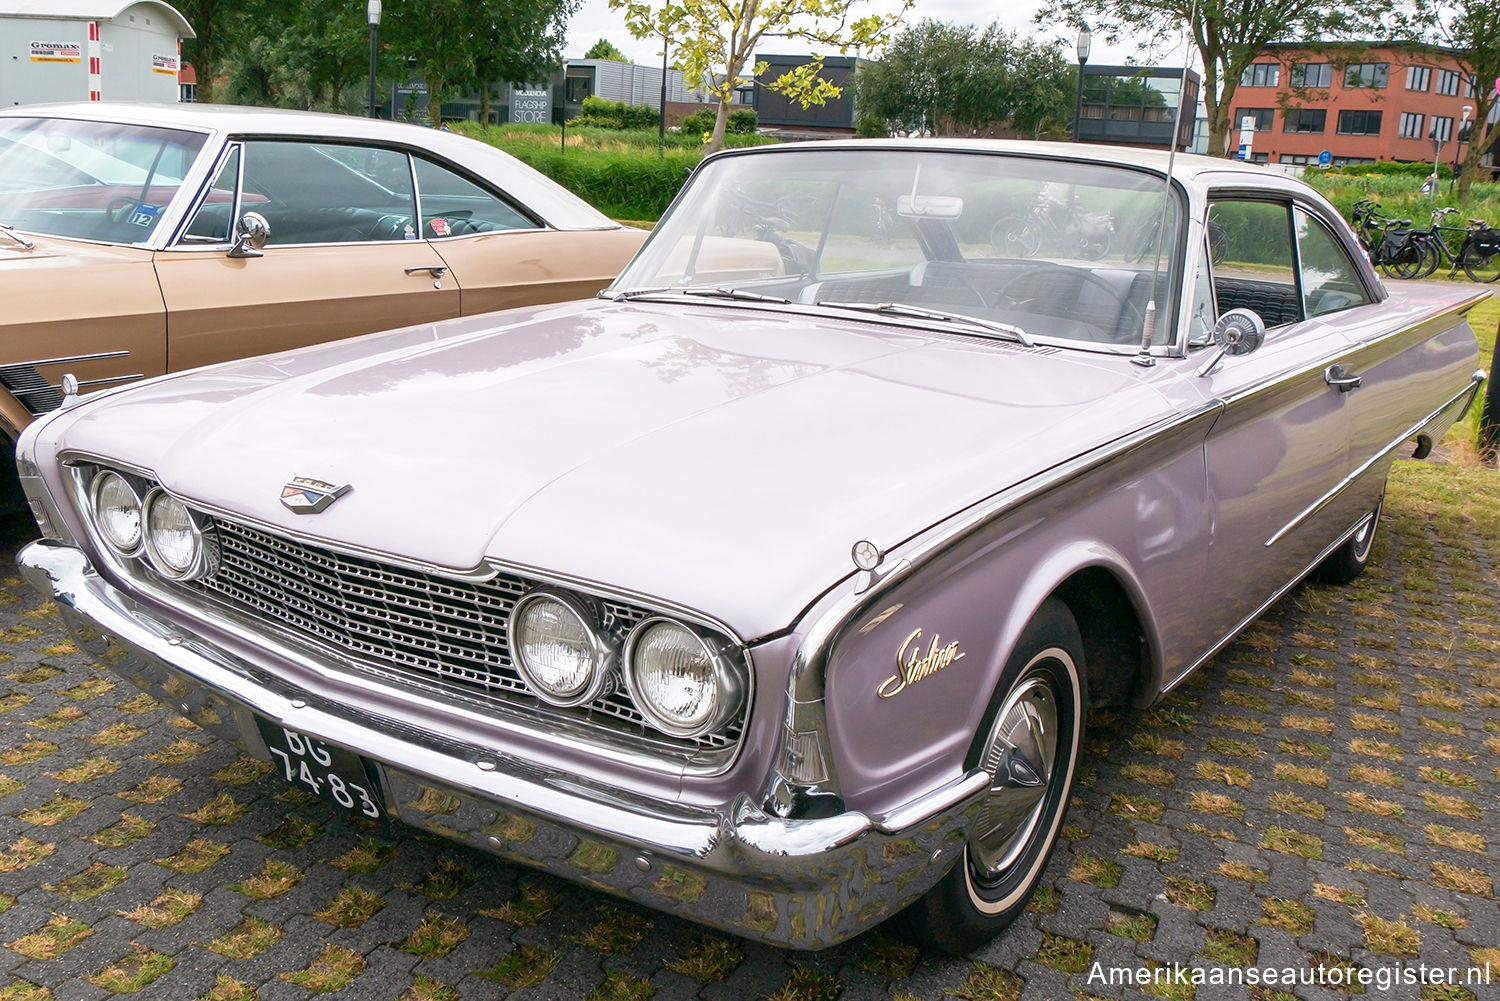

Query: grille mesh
(184, 517), (742, 758)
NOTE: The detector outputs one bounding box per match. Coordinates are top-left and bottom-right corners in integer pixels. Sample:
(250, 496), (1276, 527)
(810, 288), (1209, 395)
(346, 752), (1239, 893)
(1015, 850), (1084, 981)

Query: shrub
(855, 114), (888, 138)
(1331, 160), (1452, 179)
(572, 97), (659, 130)
(726, 108), (758, 134)
(678, 108), (716, 137)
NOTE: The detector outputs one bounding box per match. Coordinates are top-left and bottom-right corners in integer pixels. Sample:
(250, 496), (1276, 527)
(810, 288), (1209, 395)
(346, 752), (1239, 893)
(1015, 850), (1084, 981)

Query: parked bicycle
(990, 191), (1113, 260)
(1407, 207), (1500, 284)
(1349, 199), (1427, 280)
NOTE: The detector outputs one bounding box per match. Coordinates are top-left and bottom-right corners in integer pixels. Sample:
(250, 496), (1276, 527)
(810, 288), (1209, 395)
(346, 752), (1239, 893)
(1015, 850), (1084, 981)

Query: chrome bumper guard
(19, 540), (987, 950)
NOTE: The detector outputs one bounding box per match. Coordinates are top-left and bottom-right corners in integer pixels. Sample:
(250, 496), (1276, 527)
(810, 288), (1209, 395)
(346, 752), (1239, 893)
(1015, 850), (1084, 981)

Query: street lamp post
(659, 28), (668, 147)
(367, 0), (381, 119)
(1072, 23), (1092, 143)
(1450, 104), (1473, 195)
(1428, 120), (1446, 201)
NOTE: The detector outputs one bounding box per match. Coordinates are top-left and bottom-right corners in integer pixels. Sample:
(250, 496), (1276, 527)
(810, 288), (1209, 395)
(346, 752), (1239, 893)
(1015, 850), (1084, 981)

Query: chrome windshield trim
(1264, 370), (1486, 548)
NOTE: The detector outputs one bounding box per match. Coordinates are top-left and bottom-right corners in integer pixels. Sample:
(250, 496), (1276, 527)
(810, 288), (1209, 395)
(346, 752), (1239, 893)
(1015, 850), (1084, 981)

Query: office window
(1406, 65), (1431, 91)
(1431, 115), (1453, 143)
(1398, 112), (1426, 139)
(1290, 63), (1333, 88)
(1337, 110), (1382, 135)
(1436, 70), (1460, 96)
(1240, 63), (1280, 88)
(1284, 108), (1327, 133)
(1235, 108), (1276, 132)
(1343, 62), (1388, 89)
(564, 76), (592, 102)
(1462, 76), (1475, 98)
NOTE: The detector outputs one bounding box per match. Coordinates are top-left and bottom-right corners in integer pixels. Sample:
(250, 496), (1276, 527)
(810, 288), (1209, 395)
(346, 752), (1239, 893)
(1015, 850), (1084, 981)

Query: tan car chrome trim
(11, 375), (144, 397)
(2, 350), (130, 369)
(1263, 370), (1486, 548)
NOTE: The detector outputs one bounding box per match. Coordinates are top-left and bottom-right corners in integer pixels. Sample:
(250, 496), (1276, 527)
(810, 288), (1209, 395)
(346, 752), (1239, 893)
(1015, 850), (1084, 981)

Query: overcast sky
(561, 0), (1163, 71)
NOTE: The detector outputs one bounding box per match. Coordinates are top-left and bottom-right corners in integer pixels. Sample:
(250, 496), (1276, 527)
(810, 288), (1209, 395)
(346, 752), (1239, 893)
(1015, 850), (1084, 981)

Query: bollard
(1481, 319), (1500, 464)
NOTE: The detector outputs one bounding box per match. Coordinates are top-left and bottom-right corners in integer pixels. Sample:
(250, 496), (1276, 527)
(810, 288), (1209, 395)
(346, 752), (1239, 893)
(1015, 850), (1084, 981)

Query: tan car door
(154, 140), (460, 372)
(410, 154), (644, 315)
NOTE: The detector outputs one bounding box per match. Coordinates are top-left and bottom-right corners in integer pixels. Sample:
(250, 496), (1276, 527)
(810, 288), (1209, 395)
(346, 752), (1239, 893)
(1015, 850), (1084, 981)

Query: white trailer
(1, 0), (194, 107)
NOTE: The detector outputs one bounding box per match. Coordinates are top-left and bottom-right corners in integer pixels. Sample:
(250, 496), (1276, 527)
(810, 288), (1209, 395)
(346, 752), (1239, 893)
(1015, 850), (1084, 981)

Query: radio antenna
(1132, 0), (1200, 368)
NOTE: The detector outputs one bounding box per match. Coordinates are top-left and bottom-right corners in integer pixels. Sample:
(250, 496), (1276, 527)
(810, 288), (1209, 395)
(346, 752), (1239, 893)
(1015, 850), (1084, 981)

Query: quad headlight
(89, 470), (143, 555)
(141, 487), (216, 580)
(625, 618), (744, 738)
(509, 591), (611, 707)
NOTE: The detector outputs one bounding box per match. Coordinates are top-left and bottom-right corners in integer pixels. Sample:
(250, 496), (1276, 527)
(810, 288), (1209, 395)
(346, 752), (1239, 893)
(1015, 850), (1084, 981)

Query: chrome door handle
(404, 265), (448, 278)
(1325, 364), (1362, 392)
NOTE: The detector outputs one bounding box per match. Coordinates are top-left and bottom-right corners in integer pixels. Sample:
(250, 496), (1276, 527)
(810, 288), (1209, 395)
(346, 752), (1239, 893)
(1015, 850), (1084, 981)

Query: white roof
(0, 0), (194, 37)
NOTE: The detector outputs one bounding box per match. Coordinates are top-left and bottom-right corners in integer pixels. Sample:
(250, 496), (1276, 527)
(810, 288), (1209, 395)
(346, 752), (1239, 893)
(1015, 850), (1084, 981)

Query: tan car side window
(413, 156), (535, 238)
(1295, 209), (1373, 318)
(1206, 199), (1302, 328)
(240, 141), (417, 246)
(181, 145), (239, 244)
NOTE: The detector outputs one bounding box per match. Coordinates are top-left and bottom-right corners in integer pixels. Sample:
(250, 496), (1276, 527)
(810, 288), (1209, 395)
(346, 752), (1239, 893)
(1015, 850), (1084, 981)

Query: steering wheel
(996, 264), (1144, 341)
(104, 196), (139, 223)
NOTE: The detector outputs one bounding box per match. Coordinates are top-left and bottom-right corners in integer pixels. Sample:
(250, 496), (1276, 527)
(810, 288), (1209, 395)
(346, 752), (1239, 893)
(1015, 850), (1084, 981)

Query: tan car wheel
(900, 598), (1085, 955)
(1314, 487), (1383, 586)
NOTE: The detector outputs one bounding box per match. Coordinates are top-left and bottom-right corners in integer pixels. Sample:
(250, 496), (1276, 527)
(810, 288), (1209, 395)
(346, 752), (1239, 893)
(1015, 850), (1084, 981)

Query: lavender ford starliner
(15, 141), (1488, 953)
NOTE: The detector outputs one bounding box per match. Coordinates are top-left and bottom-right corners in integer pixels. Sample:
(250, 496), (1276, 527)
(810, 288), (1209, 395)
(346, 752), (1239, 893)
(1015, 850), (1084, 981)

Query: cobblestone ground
(0, 459), (1496, 1001)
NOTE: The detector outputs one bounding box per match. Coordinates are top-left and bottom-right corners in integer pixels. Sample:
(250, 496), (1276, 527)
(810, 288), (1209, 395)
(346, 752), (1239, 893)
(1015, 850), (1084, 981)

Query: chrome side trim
(1264, 370), (1486, 548)
(871, 770), (989, 835)
(1, 350), (130, 370)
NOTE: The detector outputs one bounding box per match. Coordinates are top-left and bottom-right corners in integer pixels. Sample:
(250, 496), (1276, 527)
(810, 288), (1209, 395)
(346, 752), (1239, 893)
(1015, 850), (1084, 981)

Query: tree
(1037, 0), (1396, 156)
(1414, 0), (1499, 201)
(585, 38), (630, 61)
(176, 0), (246, 103)
(386, 0), (576, 127)
(853, 20), (1073, 138)
(611, 0), (910, 152)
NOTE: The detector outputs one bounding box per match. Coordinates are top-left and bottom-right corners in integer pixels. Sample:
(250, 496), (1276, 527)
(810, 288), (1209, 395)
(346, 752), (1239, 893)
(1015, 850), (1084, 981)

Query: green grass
(453, 121), (773, 221)
(1307, 170), (1500, 235)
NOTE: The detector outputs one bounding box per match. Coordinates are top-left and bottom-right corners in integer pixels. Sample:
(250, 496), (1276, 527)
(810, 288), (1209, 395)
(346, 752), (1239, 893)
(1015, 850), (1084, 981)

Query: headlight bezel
(507, 589), (614, 708)
(88, 469), (145, 556)
(624, 616), (745, 739)
(140, 486), (218, 582)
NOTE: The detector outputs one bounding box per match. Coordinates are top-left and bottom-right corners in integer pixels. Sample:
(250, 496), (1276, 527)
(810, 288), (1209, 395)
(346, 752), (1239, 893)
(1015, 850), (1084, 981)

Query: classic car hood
(53, 300), (1175, 639)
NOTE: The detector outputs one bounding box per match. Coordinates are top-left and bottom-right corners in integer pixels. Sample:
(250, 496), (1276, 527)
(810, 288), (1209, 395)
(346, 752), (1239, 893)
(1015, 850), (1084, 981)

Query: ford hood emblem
(280, 476), (351, 514)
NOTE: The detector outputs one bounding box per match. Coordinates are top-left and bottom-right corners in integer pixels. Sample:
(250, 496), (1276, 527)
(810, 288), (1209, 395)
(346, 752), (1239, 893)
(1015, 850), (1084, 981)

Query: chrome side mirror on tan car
(1195, 307), (1266, 377)
(227, 211), (271, 259)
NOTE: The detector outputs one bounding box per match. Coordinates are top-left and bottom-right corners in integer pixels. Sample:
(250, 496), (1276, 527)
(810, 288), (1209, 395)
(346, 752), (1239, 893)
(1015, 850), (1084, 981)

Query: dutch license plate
(255, 718), (384, 820)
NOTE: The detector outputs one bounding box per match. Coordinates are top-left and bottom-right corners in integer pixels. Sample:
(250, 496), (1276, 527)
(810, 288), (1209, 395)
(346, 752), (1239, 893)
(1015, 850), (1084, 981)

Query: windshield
(0, 117), (207, 244)
(612, 148), (1184, 348)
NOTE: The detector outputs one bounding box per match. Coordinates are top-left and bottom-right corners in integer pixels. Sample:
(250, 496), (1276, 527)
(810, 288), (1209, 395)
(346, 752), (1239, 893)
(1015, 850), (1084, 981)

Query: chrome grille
(183, 517), (743, 759)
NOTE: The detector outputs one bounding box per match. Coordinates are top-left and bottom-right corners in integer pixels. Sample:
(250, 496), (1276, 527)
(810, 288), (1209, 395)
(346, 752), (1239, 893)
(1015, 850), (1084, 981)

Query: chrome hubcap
(969, 675), (1059, 879)
(1353, 497), (1382, 560)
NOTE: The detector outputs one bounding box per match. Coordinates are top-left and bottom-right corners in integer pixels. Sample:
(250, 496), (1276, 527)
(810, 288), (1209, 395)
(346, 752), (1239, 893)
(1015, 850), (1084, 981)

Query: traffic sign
(1318, 150), (1332, 167)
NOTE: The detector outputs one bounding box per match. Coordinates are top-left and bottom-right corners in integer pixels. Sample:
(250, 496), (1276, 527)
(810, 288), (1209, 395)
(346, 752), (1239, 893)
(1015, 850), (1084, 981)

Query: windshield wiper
(605, 286), (791, 304)
(682, 287), (790, 304)
(815, 300), (1034, 347)
(0, 224), (34, 251)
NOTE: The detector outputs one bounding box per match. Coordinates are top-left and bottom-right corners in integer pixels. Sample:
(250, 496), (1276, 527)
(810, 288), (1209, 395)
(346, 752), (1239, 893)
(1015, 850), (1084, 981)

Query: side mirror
(1195, 308), (1266, 377)
(227, 211), (270, 259)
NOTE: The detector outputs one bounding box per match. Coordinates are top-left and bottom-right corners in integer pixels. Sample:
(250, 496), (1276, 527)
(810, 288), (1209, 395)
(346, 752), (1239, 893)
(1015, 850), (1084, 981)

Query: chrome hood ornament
(280, 476), (351, 514)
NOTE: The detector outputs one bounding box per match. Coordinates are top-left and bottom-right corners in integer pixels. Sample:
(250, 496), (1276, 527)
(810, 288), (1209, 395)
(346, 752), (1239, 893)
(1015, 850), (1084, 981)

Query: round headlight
(509, 592), (608, 706)
(90, 471), (142, 554)
(142, 489), (208, 579)
(625, 619), (743, 738)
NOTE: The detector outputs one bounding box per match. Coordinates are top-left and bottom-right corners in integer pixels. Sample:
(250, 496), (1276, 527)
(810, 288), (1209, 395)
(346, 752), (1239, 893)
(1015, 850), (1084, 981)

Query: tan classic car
(0, 102), (646, 508)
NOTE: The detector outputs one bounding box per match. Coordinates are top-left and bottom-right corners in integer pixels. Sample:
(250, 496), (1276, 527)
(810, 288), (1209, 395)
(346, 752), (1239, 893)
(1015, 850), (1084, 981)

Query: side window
(1206, 199), (1302, 328)
(239, 141), (416, 246)
(413, 157), (534, 237)
(1295, 209), (1372, 317)
(181, 145), (239, 243)
(1187, 236), (1216, 346)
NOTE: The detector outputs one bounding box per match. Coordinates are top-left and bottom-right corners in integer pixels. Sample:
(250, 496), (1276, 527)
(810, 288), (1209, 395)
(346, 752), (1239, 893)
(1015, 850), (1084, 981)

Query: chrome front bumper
(19, 540), (987, 950)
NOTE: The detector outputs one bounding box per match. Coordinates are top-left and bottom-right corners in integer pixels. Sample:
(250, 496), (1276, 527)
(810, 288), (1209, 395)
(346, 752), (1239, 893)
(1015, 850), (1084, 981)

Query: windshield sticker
(128, 204), (160, 227)
(403, 223), (416, 240)
(30, 41), (82, 63)
(429, 217), (450, 237)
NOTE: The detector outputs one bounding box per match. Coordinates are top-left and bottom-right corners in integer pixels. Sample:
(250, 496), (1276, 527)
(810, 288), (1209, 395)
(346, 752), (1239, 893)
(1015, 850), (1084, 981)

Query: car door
(153, 139), (460, 372)
(1194, 197), (1365, 640)
(410, 154), (642, 314)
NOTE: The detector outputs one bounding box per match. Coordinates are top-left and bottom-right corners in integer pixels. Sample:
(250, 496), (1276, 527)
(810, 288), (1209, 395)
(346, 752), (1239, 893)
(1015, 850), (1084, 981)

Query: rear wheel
(1313, 489), (1383, 585)
(1460, 243), (1500, 283)
(900, 599), (1085, 955)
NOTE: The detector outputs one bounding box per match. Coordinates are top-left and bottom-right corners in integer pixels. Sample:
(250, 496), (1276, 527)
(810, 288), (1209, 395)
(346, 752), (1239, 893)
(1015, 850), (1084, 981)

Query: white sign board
(1237, 115), (1256, 161)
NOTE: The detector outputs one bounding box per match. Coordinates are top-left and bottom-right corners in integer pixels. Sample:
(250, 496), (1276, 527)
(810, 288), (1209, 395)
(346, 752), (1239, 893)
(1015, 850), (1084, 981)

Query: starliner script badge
(877, 628), (966, 699)
(280, 476), (351, 514)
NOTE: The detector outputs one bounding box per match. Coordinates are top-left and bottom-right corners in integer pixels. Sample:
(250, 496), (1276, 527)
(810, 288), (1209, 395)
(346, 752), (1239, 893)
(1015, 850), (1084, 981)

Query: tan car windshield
(0, 118), (206, 245)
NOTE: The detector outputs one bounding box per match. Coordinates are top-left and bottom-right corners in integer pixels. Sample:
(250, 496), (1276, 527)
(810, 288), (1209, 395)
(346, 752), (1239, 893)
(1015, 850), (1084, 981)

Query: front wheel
(900, 599), (1085, 955)
(1460, 244), (1500, 283)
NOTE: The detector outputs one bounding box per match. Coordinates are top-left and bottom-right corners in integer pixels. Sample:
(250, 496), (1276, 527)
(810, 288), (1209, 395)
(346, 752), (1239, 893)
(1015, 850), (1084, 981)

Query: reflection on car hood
(54, 299), (1176, 638)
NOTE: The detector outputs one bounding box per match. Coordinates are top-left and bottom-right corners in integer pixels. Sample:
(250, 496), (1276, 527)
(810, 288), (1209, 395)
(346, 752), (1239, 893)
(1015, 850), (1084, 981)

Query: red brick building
(1232, 42), (1482, 168)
